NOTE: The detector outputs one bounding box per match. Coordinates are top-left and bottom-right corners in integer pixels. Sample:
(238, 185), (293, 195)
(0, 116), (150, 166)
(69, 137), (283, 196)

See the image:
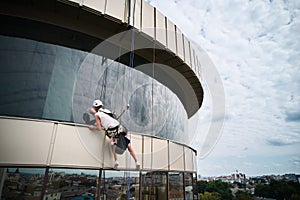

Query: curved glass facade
(0, 35), (188, 143)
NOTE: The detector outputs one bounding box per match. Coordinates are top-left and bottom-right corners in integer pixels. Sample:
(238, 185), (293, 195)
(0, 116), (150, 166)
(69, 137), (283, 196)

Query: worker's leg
(112, 144), (119, 168)
(127, 144), (137, 162)
(112, 144), (118, 161)
(128, 144), (140, 169)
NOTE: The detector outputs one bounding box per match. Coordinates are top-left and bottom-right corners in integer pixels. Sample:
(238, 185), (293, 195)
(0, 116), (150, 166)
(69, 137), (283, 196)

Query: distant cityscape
(199, 171), (300, 184)
(198, 171), (300, 197)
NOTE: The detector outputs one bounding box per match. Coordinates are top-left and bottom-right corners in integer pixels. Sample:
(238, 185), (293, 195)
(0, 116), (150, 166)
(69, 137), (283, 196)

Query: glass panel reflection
(101, 170), (140, 200)
(168, 172), (184, 199)
(141, 171), (167, 200)
(0, 167), (46, 199)
(184, 173), (193, 200)
(193, 173), (198, 200)
(45, 168), (98, 200)
(0, 168), (198, 200)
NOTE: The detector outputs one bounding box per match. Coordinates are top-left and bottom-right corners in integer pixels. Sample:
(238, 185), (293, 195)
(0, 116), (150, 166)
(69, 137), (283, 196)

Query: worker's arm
(88, 114), (104, 131)
(95, 114), (103, 130)
(89, 107), (97, 114)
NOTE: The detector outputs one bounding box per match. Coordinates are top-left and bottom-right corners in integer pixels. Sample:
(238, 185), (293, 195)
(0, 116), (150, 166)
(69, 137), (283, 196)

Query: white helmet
(93, 99), (103, 107)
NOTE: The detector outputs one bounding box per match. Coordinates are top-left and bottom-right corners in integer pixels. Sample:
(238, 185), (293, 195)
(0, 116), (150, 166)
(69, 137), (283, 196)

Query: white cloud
(290, 156), (300, 166)
(150, 0), (300, 176)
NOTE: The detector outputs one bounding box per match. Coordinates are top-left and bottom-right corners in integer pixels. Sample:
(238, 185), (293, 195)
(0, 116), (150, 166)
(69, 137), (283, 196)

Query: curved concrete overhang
(0, 0), (203, 118)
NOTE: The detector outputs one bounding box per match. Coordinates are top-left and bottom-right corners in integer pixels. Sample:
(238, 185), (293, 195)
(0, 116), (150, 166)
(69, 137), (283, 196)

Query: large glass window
(193, 173), (198, 200)
(168, 172), (184, 199)
(45, 168), (99, 200)
(184, 173), (193, 200)
(0, 35), (86, 122)
(141, 171), (167, 200)
(101, 170), (140, 200)
(0, 167), (46, 199)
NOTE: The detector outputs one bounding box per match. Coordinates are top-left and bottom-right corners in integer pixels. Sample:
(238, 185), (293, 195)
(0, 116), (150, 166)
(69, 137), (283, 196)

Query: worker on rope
(88, 99), (140, 169)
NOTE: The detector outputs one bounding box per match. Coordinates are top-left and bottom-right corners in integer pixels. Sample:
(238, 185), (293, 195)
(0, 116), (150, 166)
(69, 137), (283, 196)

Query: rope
(152, 40), (155, 136)
(113, 44), (122, 113)
(100, 67), (107, 102)
(126, 0), (137, 199)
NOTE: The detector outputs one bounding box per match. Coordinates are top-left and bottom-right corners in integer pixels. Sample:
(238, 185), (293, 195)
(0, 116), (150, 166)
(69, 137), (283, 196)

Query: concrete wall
(0, 117), (196, 172)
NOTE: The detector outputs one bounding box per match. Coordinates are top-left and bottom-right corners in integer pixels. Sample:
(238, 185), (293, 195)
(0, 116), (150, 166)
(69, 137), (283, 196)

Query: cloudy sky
(148, 0), (300, 176)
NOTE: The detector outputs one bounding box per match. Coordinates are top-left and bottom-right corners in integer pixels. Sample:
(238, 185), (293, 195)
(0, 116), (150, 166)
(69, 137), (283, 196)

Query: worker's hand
(88, 125), (97, 130)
